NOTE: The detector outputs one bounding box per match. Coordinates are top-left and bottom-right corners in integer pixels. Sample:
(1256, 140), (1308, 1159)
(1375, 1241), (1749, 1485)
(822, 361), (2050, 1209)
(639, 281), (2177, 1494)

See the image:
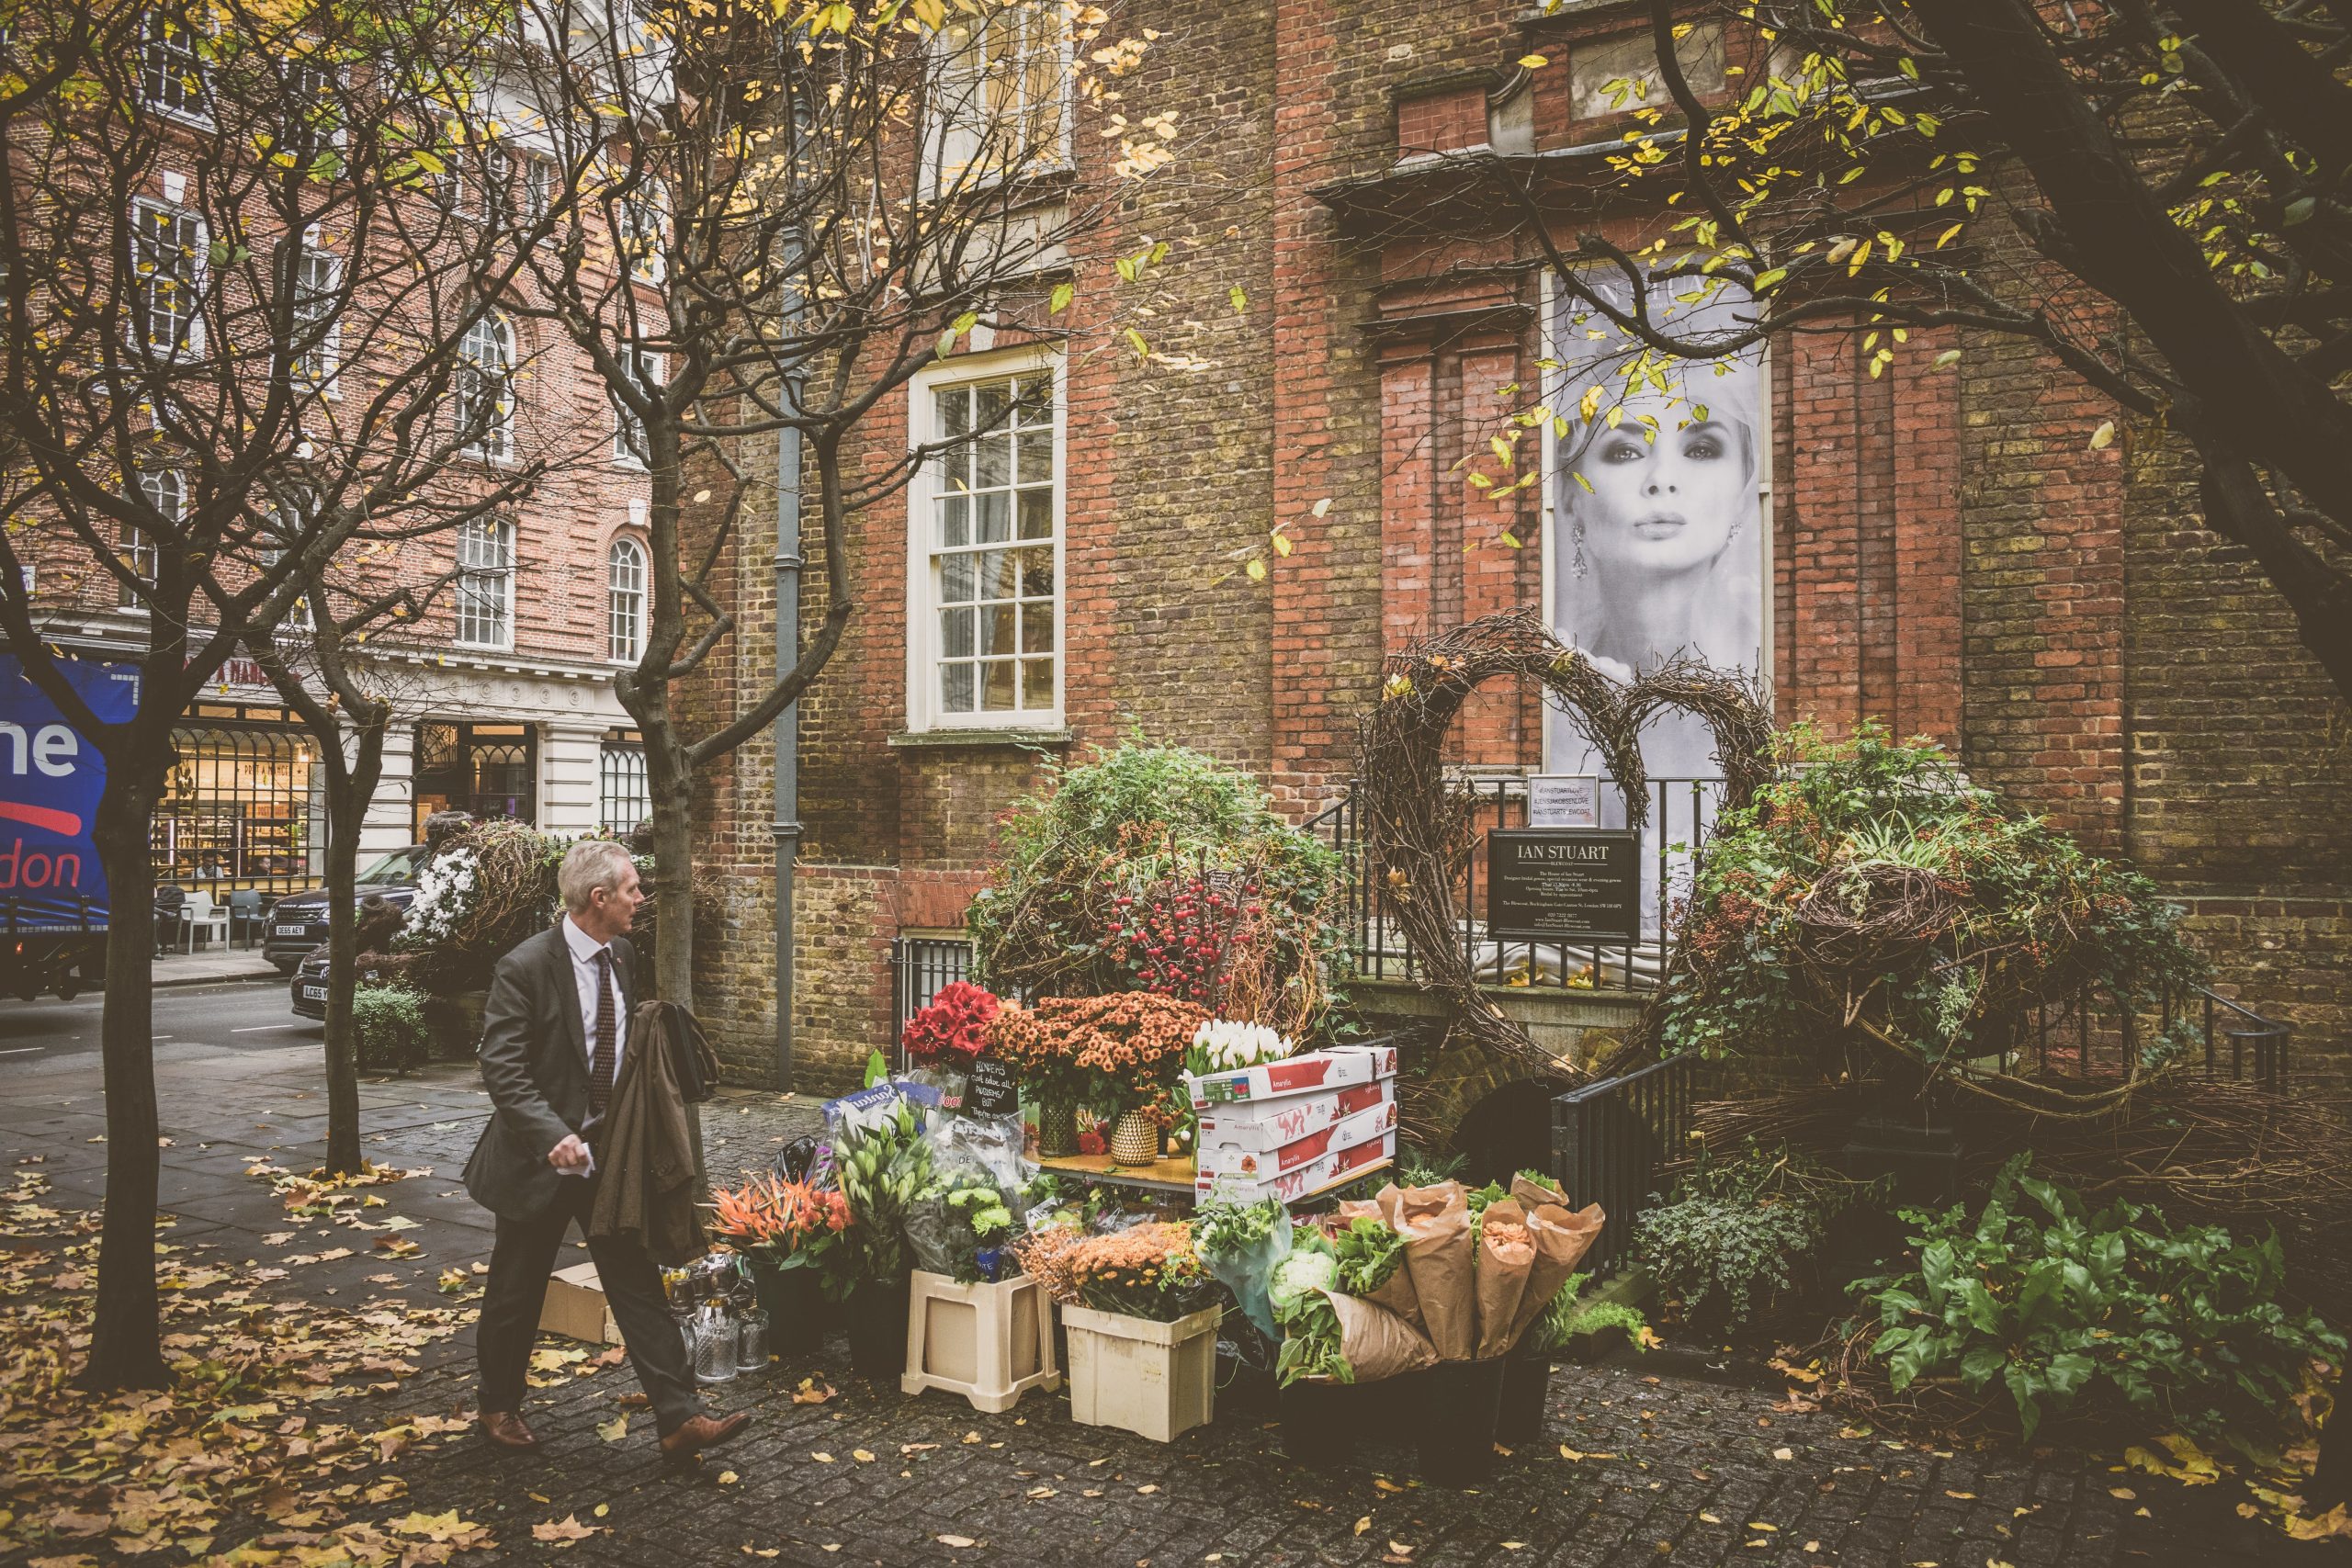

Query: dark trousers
(475, 1176), (700, 1435)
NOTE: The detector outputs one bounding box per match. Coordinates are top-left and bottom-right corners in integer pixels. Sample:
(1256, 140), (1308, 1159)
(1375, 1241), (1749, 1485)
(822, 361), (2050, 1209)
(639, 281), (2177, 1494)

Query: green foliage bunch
(350, 983), (429, 1074)
(1528, 1272), (1652, 1355)
(1856, 1157), (2343, 1448)
(965, 739), (1343, 1030)
(1662, 723), (2205, 1068)
(1634, 1141), (1874, 1332)
(825, 1099), (934, 1297)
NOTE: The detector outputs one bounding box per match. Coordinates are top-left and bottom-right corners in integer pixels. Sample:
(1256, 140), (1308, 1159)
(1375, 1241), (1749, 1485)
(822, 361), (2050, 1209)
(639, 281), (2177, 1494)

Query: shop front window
(411, 719), (537, 832)
(599, 736), (650, 834)
(149, 713), (326, 894)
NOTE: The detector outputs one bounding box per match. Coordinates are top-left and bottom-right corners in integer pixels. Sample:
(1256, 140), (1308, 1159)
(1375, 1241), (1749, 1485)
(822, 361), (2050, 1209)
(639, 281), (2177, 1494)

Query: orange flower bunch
(707, 1173), (850, 1260)
(1057, 1221), (1215, 1322)
(987, 992), (1207, 1122)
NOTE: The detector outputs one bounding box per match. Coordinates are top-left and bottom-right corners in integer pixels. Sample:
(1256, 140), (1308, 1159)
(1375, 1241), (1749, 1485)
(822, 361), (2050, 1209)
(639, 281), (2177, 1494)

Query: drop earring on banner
(1724, 517), (1744, 546)
(1571, 517), (1589, 579)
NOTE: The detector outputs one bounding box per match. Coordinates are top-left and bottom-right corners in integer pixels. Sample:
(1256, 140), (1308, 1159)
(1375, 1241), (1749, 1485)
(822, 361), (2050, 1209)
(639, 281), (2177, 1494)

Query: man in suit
(463, 839), (749, 1461)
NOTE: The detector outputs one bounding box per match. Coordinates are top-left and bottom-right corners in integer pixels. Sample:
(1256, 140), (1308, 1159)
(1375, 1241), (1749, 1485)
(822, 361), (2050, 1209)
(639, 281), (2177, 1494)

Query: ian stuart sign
(1487, 828), (1641, 943)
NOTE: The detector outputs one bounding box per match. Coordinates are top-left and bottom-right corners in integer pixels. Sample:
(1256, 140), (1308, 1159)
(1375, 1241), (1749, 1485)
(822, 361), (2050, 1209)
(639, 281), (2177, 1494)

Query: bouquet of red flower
(901, 980), (1000, 1066)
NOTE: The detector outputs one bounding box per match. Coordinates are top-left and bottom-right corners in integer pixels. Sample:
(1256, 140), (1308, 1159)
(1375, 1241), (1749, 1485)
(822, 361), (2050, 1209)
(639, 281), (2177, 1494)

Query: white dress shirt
(560, 915), (627, 1080)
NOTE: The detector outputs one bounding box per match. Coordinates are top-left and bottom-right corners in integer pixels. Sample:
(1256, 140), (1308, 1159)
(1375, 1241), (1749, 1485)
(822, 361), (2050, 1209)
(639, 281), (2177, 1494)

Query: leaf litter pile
(0, 1161), (518, 1564)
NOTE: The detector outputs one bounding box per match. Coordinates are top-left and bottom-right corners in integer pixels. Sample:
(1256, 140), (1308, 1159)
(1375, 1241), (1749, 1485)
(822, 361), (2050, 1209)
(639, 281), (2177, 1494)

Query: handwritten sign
(965, 1052), (1019, 1116)
(1487, 828), (1640, 943)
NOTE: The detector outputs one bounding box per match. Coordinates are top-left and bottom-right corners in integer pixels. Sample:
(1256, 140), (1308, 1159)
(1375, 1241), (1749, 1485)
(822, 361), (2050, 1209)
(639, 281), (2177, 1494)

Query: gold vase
(1109, 1110), (1159, 1166)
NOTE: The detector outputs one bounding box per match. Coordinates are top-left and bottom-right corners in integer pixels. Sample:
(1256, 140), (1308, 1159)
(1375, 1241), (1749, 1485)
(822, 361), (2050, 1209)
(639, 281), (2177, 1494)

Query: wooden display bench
(1034, 1151), (1393, 1205)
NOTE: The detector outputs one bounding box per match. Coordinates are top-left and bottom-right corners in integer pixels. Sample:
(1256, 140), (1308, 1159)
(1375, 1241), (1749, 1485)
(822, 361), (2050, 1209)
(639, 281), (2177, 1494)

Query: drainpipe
(773, 417), (802, 1092)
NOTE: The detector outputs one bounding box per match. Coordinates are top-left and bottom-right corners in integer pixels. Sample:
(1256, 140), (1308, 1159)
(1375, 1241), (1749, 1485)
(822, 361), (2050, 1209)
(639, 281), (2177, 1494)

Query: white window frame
(130, 197), (206, 360)
(282, 55), (347, 159)
(903, 344), (1063, 733)
(607, 535), (646, 663)
(138, 9), (211, 127)
(291, 245), (341, 395)
(455, 516), (516, 649)
(922, 1), (1074, 197)
(457, 310), (516, 463)
(610, 348), (662, 467)
(123, 468), (181, 609)
(615, 175), (667, 284)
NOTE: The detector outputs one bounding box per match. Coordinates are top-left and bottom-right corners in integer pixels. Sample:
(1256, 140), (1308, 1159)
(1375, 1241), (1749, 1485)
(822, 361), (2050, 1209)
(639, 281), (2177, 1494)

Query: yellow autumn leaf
(2088, 421), (2115, 450)
(1246, 558), (1267, 581)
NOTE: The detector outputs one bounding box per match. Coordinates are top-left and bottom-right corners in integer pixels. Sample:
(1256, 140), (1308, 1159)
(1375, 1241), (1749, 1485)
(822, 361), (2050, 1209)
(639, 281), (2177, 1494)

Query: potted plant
(992, 993), (1204, 1164)
(823, 1097), (933, 1379)
(707, 1169), (850, 1355)
(902, 1171), (1057, 1411)
(351, 983), (431, 1074)
(1019, 1219), (1221, 1441)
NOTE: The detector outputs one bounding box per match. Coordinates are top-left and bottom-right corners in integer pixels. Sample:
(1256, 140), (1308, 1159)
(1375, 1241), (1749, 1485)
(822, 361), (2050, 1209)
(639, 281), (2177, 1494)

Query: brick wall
(682, 0), (2352, 1092)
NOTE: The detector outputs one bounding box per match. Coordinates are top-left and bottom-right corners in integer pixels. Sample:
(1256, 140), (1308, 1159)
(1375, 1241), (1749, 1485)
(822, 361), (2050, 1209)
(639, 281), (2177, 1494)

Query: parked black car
(289, 946), (331, 1020)
(264, 844), (428, 973)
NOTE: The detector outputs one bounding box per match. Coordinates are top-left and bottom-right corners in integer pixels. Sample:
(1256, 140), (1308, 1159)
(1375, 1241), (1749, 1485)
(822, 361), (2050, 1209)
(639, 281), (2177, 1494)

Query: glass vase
(1035, 1098), (1080, 1158)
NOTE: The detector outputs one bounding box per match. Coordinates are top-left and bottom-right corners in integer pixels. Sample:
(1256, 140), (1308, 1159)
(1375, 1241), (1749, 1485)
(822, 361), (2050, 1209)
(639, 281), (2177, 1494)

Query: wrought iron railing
(2025, 980), (2290, 1091)
(1550, 1055), (1702, 1277)
(1305, 775), (1721, 993)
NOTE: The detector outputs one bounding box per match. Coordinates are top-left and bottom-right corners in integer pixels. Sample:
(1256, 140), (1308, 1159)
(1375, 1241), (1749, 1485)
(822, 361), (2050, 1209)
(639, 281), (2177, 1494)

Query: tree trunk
(318, 727), (384, 1177)
(82, 777), (168, 1391)
(645, 736), (695, 1003)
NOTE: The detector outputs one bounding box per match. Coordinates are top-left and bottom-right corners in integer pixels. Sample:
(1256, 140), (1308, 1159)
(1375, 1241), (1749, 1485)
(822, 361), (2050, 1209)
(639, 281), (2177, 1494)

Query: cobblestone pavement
(0, 1036), (2319, 1568)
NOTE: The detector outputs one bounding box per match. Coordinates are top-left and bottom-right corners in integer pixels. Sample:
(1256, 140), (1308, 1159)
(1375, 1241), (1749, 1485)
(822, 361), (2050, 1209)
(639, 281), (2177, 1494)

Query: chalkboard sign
(1487, 828), (1640, 943)
(966, 1052), (1020, 1116)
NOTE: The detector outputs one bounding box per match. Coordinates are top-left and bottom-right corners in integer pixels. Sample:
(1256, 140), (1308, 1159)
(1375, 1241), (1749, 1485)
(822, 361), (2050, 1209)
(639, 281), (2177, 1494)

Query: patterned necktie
(588, 948), (616, 1117)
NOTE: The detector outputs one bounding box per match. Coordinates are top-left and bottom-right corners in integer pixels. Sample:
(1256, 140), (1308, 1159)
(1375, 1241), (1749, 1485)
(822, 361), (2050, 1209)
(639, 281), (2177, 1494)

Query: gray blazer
(461, 923), (639, 1223)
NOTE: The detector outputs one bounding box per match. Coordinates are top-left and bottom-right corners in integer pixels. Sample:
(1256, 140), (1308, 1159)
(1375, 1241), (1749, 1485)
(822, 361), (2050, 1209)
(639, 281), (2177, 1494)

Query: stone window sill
(887, 728), (1073, 750)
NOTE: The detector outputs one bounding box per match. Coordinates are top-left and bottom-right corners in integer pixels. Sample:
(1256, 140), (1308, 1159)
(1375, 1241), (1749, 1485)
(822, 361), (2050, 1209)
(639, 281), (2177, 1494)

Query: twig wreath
(1353, 608), (1774, 1079)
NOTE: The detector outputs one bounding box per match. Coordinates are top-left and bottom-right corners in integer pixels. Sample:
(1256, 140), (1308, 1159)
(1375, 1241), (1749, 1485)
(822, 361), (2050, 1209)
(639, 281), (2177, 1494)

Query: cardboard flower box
(1194, 1095), (1398, 1180)
(1194, 1077), (1392, 1152)
(1193, 1128), (1396, 1203)
(1183, 1042), (1399, 1111)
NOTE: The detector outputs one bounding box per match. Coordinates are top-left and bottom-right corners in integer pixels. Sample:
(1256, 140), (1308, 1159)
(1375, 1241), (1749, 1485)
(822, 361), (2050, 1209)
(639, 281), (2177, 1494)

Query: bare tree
(0, 0), (557, 1386)
(435, 0), (1182, 999)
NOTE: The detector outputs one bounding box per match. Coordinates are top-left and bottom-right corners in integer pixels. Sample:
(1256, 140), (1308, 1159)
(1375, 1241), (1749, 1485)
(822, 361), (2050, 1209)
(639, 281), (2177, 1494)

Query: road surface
(0, 977), (307, 1064)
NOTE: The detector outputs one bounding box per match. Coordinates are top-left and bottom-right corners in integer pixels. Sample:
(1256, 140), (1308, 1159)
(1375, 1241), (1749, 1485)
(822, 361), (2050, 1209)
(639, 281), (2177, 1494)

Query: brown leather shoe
(478, 1411), (538, 1450)
(658, 1411), (750, 1463)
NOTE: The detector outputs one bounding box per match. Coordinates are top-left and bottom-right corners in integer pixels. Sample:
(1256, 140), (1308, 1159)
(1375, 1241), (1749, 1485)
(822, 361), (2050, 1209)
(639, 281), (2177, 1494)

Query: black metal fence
(888, 936), (980, 1071)
(1550, 1055), (1702, 1277)
(1304, 775), (1722, 993)
(2024, 981), (2291, 1091)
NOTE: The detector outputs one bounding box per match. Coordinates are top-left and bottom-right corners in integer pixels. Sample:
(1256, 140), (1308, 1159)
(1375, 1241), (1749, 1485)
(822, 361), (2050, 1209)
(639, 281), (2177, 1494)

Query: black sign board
(1487, 828), (1641, 943)
(965, 1052), (1020, 1116)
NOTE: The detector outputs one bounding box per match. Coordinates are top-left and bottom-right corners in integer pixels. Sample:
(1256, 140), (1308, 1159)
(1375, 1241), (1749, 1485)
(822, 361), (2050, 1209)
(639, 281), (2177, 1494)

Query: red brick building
(689, 0), (2352, 1095)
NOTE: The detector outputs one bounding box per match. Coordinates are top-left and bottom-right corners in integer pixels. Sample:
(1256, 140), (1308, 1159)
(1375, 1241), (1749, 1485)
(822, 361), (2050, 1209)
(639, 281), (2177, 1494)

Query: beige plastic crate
(1060, 1302), (1220, 1442)
(901, 1269), (1060, 1414)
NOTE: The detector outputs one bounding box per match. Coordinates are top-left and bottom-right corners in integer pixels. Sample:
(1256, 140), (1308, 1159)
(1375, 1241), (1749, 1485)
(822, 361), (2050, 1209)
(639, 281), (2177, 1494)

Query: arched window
(607, 536), (646, 663)
(457, 310), (514, 461)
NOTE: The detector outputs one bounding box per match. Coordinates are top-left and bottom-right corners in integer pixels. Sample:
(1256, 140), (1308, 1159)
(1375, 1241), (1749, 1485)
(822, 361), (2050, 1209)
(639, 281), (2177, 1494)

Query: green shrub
(1854, 1156), (2343, 1449)
(352, 984), (430, 1074)
(1663, 723), (2205, 1070)
(1634, 1141), (1877, 1332)
(965, 739), (1343, 1032)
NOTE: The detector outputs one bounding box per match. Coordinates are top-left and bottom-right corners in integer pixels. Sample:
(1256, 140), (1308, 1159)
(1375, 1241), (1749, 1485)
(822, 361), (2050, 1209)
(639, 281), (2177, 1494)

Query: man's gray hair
(559, 839), (637, 914)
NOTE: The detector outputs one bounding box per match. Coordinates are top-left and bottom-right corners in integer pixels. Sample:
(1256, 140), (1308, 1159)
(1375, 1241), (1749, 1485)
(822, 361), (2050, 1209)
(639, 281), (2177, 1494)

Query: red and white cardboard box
(1194, 1096), (1398, 1180)
(1184, 1042), (1400, 1111)
(1193, 1129), (1397, 1204)
(1195, 1078), (1391, 1153)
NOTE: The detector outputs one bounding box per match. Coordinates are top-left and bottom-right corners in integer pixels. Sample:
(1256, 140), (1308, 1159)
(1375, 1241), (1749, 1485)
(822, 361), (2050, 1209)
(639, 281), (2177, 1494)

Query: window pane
(1017, 547), (1053, 600)
(1017, 431), (1053, 485)
(1017, 488), (1052, 540)
(938, 494), (968, 548)
(980, 660), (1015, 711)
(940, 553), (976, 604)
(974, 434), (1011, 489)
(1015, 373), (1052, 422)
(937, 386), (969, 440)
(942, 662), (975, 713)
(1022, 657), (1053, 709)
(941, 605), (973, 658)
(1019, 599), (1053, 653)
(979, 604), (1014, 656)
(975, 548), (1014, 601)
(976, 381), (1011, 434)
(976, 491), (1011, 544)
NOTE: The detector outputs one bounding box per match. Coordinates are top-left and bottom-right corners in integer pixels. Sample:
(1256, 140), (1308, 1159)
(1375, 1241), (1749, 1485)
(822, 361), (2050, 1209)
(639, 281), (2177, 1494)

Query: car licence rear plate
(301, 984), (327, 1001)
(276, 923), (310, 937)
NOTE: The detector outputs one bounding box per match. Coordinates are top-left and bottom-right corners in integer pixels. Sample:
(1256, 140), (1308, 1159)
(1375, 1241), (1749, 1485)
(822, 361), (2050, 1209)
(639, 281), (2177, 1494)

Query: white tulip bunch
(1190, 1018), (1293, 1072)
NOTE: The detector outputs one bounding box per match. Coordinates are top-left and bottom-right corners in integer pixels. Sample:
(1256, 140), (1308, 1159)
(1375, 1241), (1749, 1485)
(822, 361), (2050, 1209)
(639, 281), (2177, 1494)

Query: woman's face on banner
(1570, 411), (1750, 581)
